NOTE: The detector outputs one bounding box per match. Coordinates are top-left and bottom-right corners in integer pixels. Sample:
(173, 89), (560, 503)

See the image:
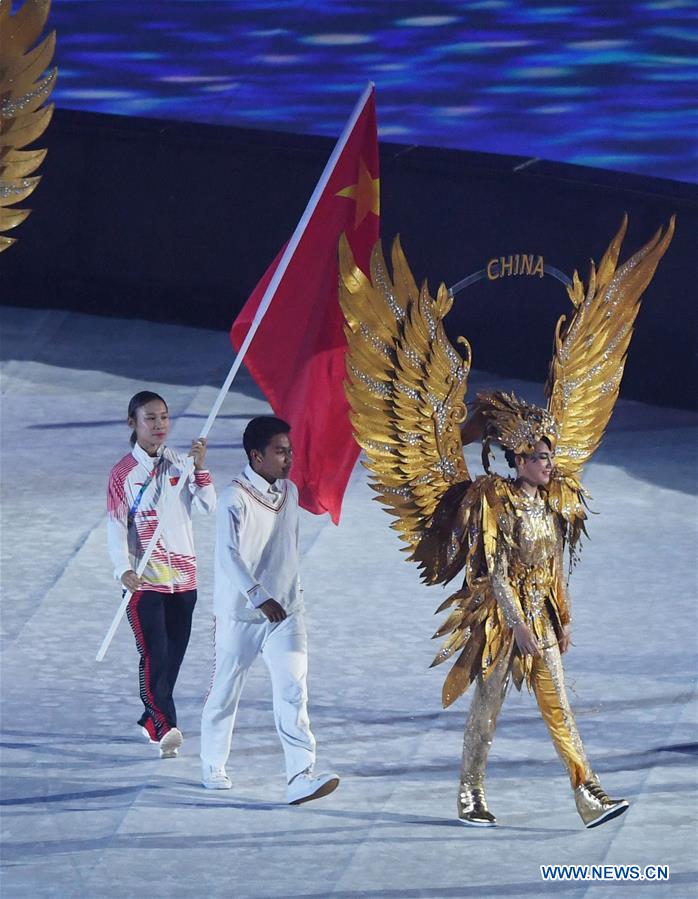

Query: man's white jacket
(214, 465), (303, 621)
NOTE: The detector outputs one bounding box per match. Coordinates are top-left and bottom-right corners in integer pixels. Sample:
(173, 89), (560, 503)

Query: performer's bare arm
(491, 542), (540, 656)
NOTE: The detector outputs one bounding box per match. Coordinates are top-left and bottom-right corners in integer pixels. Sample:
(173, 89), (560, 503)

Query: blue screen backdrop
(50, 0), (697, 183)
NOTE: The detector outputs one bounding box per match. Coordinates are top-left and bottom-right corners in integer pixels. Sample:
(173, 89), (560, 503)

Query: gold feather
(546, 215), (675, 476)
(0, 0), (57, 252)
(339, 233), (472, 558)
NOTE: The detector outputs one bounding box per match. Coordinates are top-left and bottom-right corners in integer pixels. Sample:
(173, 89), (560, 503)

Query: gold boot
(457, 784), (497, 827)
(574, 776), (629, 828)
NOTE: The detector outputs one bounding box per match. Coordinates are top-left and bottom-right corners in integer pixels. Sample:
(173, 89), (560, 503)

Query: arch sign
(449, 254), (572, 296)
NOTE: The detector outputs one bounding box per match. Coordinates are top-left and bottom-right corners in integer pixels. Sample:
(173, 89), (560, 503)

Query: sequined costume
(338, 215), (674, 827)
(442, 474), (590, 803)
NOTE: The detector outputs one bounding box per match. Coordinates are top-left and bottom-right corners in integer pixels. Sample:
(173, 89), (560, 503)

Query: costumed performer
(338, 215), (674, 827)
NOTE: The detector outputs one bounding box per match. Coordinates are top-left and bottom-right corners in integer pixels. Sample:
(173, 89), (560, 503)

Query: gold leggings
(460, 619), (591, 790)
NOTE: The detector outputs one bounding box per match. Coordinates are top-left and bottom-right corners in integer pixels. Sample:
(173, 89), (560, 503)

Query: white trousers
(200, 611), (316, 781)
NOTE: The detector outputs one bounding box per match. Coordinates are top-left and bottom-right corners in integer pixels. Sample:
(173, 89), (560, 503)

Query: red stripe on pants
(127, 590), (171, 738)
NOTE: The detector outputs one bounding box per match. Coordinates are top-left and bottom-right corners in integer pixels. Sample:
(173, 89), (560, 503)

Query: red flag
(231, 85), (379, 524)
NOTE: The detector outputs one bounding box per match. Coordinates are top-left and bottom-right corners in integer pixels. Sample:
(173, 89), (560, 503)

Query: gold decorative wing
(546, 214), (675, 477)
(339, 234), (472, 571)
(429, 475), (517, 707)
(0, 0), (57, 252)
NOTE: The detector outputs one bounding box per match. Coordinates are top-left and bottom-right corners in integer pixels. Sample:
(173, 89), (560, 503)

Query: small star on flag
(337, 157), (380, 229)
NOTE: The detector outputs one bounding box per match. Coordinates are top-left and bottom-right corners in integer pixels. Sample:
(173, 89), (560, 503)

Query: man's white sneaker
(202, 765), (232, 790)
(159, 727), (183, 759)
(287, 770), (339, 805)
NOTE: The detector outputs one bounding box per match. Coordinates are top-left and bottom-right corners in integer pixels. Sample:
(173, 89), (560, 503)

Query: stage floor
(1, 306), (697, 898)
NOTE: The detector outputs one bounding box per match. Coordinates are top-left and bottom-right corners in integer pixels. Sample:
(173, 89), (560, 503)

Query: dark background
(2, 108), (696, 409)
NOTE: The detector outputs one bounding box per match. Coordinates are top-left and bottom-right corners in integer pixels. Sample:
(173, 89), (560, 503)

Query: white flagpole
(196, 81), (375, 437)
(96, 82), (375, 662)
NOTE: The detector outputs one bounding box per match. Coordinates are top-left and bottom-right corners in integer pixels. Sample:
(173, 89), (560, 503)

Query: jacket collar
(132, 442), (165, 468)
(244, 464), (281, 495)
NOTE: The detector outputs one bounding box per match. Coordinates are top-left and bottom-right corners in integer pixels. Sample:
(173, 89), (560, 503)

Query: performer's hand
(513, 622), (540, 656)
(558, 624), (572, 654)
(259, 599), (287, 622)
(189, 437), (208, 470)
(121, 569), (144, 592)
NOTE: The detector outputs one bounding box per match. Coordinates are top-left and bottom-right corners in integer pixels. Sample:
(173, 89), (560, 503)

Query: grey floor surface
(1, 306), (696, 898)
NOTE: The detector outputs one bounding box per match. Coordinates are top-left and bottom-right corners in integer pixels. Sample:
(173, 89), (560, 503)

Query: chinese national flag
(231, 85), (379, 524)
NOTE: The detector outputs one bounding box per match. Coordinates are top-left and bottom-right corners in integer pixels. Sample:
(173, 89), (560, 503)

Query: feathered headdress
(467, 391), (559, 473)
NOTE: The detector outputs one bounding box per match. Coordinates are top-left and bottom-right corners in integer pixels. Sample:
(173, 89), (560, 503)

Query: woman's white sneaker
(159, 727), (183, 759)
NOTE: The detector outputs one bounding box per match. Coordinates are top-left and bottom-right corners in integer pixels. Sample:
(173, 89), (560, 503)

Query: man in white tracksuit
(200, 416), (339, 804)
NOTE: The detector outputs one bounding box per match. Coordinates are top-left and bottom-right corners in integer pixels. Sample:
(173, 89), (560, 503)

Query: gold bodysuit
(457, 480), (591, 791)
(490, 488), (569, 654)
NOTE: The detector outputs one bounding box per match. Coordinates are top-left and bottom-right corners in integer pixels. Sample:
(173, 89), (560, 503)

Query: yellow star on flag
(337, 157), (380, 230)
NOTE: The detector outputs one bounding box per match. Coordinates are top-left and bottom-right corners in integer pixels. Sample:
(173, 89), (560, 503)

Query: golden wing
(339, 234), (472, 578)
(0, 0), (57, 252)
(546, 214), (675, 477)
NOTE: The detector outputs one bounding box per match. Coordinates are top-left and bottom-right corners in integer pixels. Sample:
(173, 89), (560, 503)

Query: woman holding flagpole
(106, 391), (216, 758)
